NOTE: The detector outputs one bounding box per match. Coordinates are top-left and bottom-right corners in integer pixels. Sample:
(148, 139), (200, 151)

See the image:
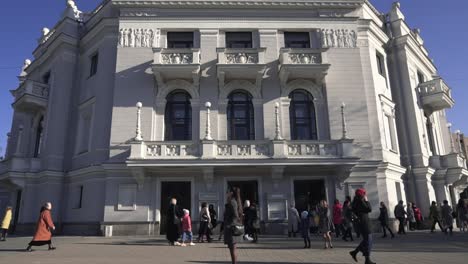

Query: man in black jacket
(350, 188), (376, 264)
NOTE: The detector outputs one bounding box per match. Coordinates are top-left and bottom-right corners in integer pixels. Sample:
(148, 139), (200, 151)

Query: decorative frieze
(161, 53), (193, 64)
(225, 53), (259, 64)
(118, 28), (160, 48)
(318, 29), (357, 48)
(288, 53), (322, 64)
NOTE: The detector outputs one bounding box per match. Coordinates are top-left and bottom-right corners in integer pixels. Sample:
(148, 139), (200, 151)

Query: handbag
(231, 224), (245, 236)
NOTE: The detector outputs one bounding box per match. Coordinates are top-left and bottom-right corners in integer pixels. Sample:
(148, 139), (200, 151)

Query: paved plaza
(0, 232), (467, 264)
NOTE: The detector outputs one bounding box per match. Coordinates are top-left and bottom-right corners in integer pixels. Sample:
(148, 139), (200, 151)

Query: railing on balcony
(153, 48), (200, 65)
(279, 48), (324, 65)
(417, 77), (455, 112)
(128, 139), (353, 161)
(217, 48), (266, 65)
(13, 80), (49, 100)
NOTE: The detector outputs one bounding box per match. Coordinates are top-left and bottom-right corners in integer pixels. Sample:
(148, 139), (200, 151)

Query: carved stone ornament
(119, 28), (160, 48)
(288, 53), (322, 64)
(226, 53), (258, 64)
(318, 28), (357, 48)
(161, 53), (193, 64)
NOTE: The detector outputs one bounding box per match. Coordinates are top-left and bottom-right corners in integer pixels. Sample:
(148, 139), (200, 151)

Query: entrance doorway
(160, 181), (191, 234)
(227, 180), (258, 207)
(293, 179), (326, 213)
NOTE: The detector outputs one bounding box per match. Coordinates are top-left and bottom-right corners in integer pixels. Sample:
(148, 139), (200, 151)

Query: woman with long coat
(378, 202), (394, 238)
(224, 187), (243, 264)
(350, 189), (375, 264)
(318, 200), (333, 249)
(407, 202), (416, 231)
(1, 206), (12, 241)
(341, 200), (354, 241)
(288, 203), (300, 237)
(166, 198), (183, 246)
(441, 200), (454, 235)
(26, 202), (56, 251)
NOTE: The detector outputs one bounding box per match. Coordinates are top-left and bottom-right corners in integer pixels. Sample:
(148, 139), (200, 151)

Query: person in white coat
(288, 203), (300, 237)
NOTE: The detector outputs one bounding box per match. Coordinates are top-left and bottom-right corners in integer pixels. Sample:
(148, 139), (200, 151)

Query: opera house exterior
(0, 0), (466, 236)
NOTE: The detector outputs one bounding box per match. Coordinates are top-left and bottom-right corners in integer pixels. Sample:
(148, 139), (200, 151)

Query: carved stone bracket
(130, 167), (146, 189)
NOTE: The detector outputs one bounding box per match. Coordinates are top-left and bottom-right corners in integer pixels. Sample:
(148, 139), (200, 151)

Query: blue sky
(0, 0), (467, 157)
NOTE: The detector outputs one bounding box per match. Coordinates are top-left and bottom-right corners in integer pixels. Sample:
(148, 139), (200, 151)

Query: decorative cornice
(112, 0), (364, 9)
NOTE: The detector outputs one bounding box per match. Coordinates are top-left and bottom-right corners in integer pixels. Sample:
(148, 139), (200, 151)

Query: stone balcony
(429, 153), (468, 185)
(127, 139), (356, 167)
(216, 48), (267, 92)
(10, 80), (49, 111)
(418, 77), (455, 113)
(0, 157), (42, 175)
(152, 48), (201, 87)
(278, 48), (330, 86)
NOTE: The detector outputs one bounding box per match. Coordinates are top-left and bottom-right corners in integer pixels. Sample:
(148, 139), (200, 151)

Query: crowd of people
(1, 192), (467, 264)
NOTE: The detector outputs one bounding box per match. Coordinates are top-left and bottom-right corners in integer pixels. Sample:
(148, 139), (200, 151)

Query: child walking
(300, 211), (311, 248)
(181, 209), (196, 246)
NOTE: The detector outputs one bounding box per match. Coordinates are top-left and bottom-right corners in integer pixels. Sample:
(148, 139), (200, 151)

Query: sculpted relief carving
(318, 29), (357, 48)
(119, 28), (160, 48)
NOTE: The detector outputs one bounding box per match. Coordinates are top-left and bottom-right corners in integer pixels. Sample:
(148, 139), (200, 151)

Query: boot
(365, 256), (376, 264)
(26, 245), (32, 252)
(349, 250), (358, 262)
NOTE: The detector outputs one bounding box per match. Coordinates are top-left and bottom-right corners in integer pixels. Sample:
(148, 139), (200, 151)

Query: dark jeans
(343, 226), (354, 241)
(381, 223), (393, 237)
(430, 218), (444, 232)
(355, 233), (372, 257)
(0, 228), (7, 240)
(397, 217), (406, 234)
(198, 221), (212, 241)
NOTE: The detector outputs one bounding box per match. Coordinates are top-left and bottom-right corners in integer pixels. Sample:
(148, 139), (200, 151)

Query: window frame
(288, 89), (318, 140)
(89, 52), (99, 77)
(225, 32), (253, 48)
(227, 90), (255, 140)
(167, 32), (194, 48)
(376, 52), (386, 77)
(164, 90), (192, 141)
(284, 32), (311, 48)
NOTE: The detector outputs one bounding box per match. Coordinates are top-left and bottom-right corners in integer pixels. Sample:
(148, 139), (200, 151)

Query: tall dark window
(226, 32), (252, 48)
(284, 32), (310, 48)
(289, 90), (317, 140)
(425, 113), (436, 154)
(227, 90), (255, 140)
(33, 116), (44, 158)
(165, 90), (192, 140)
(376, 52), (385, 77)
(89, 53), (99, 77)
(42, 72), (51, 84)
(417, 71), (425, 84)
(167, 32), (194, 48)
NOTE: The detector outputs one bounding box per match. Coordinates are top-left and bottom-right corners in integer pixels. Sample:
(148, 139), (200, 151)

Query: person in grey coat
(407, 202), (416, 231)
(288, 203), (300, 237)
(441, 200), (454, 235)
(224, 186), (243, 264)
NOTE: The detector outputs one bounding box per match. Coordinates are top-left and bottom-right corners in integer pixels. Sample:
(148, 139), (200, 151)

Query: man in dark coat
(166, 198), (183, 245)
(394, 200), (407, 234)
(350, 188), (375, 264)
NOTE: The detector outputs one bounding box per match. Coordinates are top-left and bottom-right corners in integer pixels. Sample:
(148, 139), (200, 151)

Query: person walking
(407, 202), (416, 231)
(300, 211), (311, 248)
(429, 201), (443, 233)
(378, 202), (394, 238)
(288, 203), (300, 237)
(342, 200), (354, 241)
(26, 202), (56, 252)
(347, 195), (360, 238)
(1, 206), (12, 241)
(394, 200), (407, 234)
(209, 204), (218, 236)
(242, 200), (253, 241)
(350, 188), (375, 264)
(413, 203), (423, 230)
(441, 200), (454, 235)
(456, 199), (467, 232)
(166, 198), (183, 246)
(181, 209), (196, 246)
(318, 200), (333, 249)
(245, 202), (259, 243)
(224, 186), (243, 264)
(198, 202), (212, 242)
(333, 199), (343, 238)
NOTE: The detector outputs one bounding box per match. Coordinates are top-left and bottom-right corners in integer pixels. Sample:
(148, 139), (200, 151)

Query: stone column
(134, 102), (143, 141)
(217, 99), (228, 140)
(155, 99), (166, 141)
(15, 125), (24, 157)
(341, 102), (348, 140)
(447, 123), (455, 153)
(274, 102), (283, 140)
(204, 102), (213, 140)
(253, 99), (264, 140)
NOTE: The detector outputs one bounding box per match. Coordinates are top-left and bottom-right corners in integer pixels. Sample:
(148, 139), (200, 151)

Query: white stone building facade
(0, 0), (467, 235)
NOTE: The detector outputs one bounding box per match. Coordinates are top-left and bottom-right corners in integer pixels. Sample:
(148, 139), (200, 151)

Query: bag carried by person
(252, 219), (261, 230)
(231, 224), (245, 236)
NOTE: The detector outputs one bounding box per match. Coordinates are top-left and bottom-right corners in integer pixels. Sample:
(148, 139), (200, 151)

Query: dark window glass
(33, 116), (44, 158)
(425, 114), (436, 154)
(376, 53), (385, 76)
(167, 32), (194, 48)
(90, 53), (99, 77)
(78, 186), (83, 208)
(417, 71), (425, 84)
(289, 90), (317, 140)
(226, 32), (252, 48)
(227, 90), (255, 140)
(284, 32), (310, 48)
(42, 72), (51, 84)
(165, 90), (192, 140)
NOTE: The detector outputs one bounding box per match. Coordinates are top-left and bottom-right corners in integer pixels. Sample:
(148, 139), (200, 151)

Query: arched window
(165, 90), (192, 140)
(33, 116), (44, 157)
(227, 90), (255, 140)
(289, 90), (317, 140)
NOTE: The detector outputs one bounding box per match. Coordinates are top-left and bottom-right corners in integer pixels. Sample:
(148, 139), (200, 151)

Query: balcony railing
(152, 48), (201, 88)
(278, 48), (330, 85)
(153, 48), (200, 65)
(128, 139), (354, 162)
(13, 80), (49, 100)
(279, 48), (323, 65)
(217, 48), (266, 65)
(0, 157), (42, 174)
(418, 78), (455, 112)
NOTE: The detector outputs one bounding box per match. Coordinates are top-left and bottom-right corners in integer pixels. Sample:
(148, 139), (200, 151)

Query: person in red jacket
(26, 202), (56, 252)
(413, 203), (423, 230)
(181, 209), (195, 246)
(333, 199), (344, 238)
